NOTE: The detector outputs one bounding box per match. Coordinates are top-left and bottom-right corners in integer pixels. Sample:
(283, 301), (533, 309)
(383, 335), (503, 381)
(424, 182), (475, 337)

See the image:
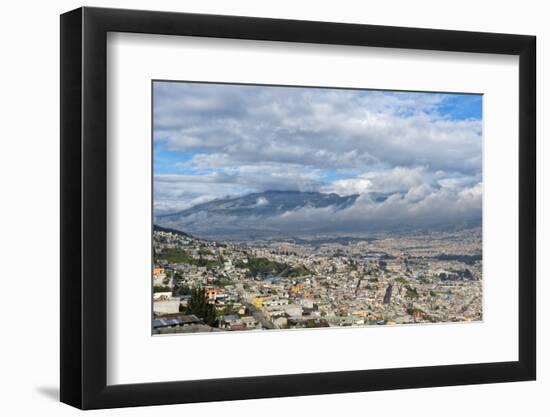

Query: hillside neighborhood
(152, 225), (482, 334)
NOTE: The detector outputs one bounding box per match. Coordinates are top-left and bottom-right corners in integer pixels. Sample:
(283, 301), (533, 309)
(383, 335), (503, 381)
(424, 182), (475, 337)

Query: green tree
(404, 285), (419, 299)
(173, 284), (192, 296)
(186, 287), (217, 326)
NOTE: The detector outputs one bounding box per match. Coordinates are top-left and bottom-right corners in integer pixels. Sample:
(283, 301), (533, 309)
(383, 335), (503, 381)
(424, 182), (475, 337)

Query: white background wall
(0, 0), (546, 415)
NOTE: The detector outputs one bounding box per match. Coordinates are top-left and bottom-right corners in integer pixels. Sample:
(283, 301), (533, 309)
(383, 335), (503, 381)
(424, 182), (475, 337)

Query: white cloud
(254, 197), (269, 207)
(153, 82), (483, 229)
(260, 183), (482, 233)
(321, 177), (372, 195)
(155, 84), (482, 175)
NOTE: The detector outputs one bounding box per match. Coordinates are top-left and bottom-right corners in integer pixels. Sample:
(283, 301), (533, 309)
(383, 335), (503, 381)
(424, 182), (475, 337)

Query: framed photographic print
(60, 6), (536, 410)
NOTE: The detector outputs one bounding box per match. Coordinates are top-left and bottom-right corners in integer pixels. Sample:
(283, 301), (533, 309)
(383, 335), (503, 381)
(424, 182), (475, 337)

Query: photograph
(0, 0), (543, 414)
(152, 81), (483, 334)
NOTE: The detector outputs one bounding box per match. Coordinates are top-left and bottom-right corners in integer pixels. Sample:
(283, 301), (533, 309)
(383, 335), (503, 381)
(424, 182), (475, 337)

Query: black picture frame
(60, 6), (536, 410)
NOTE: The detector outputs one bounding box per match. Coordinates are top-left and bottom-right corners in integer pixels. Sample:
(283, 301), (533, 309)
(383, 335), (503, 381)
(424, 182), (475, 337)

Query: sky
(153, 81), (482, 230)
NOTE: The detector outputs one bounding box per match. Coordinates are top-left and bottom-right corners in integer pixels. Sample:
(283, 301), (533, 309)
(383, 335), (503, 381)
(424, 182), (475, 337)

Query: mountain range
(156, 190), (361, 240)
(155, 189), (480, 241)
(160, 190), (358, 218)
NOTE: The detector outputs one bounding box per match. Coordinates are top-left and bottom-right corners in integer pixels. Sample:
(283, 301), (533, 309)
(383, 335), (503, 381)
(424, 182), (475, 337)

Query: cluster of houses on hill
(152, 226), (483, 334)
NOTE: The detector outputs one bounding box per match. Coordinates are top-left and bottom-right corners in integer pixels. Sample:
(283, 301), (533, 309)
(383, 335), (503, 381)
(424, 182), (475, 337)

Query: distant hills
(159, 190), (358, 219)
(153, 224), (194, 238)
(155, 189), (480, 241)
(156, 190), (358, 240)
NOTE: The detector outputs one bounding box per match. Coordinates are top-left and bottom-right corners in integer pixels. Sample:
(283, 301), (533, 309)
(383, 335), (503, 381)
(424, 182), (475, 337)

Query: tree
(173, 284), (192, 296)
(186, 287), (217, 326)
(404, 285), (419, 299)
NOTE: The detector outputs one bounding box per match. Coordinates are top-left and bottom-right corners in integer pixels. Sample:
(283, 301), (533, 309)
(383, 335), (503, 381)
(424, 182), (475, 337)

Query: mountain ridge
(157, 190), (359, 221)
(155, 189), (481, 241)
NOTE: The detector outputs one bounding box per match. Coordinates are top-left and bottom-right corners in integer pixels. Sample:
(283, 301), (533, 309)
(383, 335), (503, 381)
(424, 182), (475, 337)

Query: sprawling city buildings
(152, 226), (482, 334)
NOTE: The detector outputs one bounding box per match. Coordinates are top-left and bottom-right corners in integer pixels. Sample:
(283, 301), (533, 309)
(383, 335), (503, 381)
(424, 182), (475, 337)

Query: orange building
(204, 287), (218, 301)
(153, 267), (165, 277)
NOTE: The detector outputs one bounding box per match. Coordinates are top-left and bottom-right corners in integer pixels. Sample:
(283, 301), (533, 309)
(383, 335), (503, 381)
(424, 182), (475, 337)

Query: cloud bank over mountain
(153, 82), (482, 235)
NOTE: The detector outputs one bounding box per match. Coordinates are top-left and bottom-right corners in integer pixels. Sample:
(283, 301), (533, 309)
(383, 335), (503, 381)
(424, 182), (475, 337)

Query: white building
(153, 299), (180, 315)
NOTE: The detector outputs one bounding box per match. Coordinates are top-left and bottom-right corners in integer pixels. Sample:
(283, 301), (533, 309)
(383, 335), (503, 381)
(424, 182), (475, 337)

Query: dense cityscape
(152, 225), (482, 334)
